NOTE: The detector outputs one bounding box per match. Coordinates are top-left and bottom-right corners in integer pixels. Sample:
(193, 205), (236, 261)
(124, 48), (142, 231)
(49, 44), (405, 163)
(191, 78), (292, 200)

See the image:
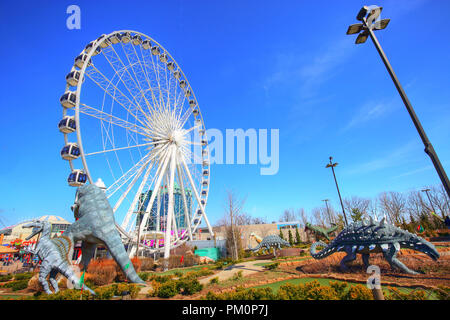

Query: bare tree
(379, 191), (406, 225)
(251, 217), (268, 225)
(279, 208), (296, 222)
(311, 207), (327, 227)
(427, 185), (450, 219)
(343, 196), (370, 217)
(217, 190), (248, 260)
(297, 208), (308, 228)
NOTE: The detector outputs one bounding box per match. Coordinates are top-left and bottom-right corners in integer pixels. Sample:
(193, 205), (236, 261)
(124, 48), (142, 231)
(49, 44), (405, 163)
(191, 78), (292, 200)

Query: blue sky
(0, 0), (449, 227)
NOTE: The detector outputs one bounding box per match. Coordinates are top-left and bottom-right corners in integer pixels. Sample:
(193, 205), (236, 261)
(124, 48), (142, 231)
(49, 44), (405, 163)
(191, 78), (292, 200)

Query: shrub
(265, 262), (279, 270)
(138, 272), (150, 281)
(94, 285), (116, 300)
(13, 272), (34, 281)
(157, 281), (178, 298)
(87, 259), (117, 286)
(209, 277), (219, 284)
(1, 279), (30, 291)
(184, 269), (214, 280)
(329, 281), (348, 297)
(174, 271), (183, 278)
(27, 277), (43, 292)
(177, 279), (203, 295)
(232, 270), (243, 280)
(139, 257), (155, 271)
(205, 287), (276, 300)
(0, 274), (13, 282)
(344, 284), (373, 300)
(385, 287), (427, 300)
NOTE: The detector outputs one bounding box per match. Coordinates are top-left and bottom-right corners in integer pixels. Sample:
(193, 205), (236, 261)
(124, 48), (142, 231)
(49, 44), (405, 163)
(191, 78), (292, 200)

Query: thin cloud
(341, 97), (398, 132)
(344, 140), (418, 176)
(392, 165), (433, 179)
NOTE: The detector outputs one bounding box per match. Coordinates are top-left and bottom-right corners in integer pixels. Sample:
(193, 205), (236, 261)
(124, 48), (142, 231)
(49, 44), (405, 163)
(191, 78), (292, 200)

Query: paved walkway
(199, 260), (272, 285)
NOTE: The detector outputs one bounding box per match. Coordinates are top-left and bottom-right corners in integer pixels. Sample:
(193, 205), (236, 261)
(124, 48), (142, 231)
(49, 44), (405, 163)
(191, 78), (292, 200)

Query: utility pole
(326, 157), (348, 226)
(322, 199), (334, 225)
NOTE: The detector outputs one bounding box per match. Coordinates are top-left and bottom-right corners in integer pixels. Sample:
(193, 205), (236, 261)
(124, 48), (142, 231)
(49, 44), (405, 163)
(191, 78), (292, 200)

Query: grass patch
(152, 265), (215, 276)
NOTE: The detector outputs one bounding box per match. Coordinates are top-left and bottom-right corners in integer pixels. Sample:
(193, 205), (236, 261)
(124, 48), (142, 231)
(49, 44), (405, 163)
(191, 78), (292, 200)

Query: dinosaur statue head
(23, 220), (47, 240)
(304, 222), (312, 232)
(410, 234), (440, 261)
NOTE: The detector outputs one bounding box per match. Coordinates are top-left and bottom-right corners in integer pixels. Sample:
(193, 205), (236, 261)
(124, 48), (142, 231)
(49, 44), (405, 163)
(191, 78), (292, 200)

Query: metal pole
(322, 199), (333, 225)
(328, 157), (348, 226)
(363, 17), (450, 199)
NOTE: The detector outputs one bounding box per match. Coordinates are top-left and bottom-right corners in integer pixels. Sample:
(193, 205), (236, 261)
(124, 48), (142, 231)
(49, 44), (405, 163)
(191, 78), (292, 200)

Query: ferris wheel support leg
(176, 164), (193, 241)
(138, 148), (171, 236)
(121, 160), (154, 231)
(163, 147), (177, 266)
(180, 156), (214, 236)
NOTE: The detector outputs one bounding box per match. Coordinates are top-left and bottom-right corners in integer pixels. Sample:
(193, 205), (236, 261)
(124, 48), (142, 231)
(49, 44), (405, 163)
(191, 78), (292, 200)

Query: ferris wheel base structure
(58, 30), (214, 260)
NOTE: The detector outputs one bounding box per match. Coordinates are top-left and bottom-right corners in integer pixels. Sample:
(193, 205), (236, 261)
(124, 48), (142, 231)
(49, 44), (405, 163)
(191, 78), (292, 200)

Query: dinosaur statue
(304, 222), (338, 241)
(310, 217), (440, 275)
(67, 184), (145, 284)
(249, 233), (290, 256)
(23, 220), (95, 295)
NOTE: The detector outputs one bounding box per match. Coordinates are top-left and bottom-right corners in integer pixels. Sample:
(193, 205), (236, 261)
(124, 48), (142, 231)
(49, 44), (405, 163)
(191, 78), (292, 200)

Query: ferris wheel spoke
(138, 145), (172, 235)
(84, 141), (156, 156)
(118, 43), (157, 118)
(101, 45), (155, 122)
(112, 157), (151, 212)
(180, 155), (213, 235)
(125, 42), (161, 117)
(163, 146), (177, 258)
(85, 65), (150, 129)
(176, 164), (193, 240)
(142, 49), (166, 113)
(80, 103), (149, 137)
(122, 146), (168, 232)
(106, 152), (152, 198)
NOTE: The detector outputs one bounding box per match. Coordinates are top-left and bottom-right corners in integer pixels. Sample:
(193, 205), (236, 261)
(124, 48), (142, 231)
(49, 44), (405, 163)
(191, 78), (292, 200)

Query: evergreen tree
(288, 229), (294, 246)
(295, 226), (301, 245)
(350, 208), (363, 222)
(279, 228), (284, 240)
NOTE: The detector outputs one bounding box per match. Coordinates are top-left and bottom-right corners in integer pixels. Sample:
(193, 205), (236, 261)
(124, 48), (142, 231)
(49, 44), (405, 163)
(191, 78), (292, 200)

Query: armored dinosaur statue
(304, 222), (338, 241)
(23, 220), (95, 295)
(310, 217), (440, 275)
(67, 184), (145, 284)
(249, 233), (290, 255)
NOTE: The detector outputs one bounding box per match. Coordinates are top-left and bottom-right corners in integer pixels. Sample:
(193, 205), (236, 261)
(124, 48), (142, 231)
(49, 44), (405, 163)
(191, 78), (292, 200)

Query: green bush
(138, 272), (150, 281)
(1, 279), (29, 291)
(265, 262), (279, 270)
(177, 279), (203, 295)
(13, 272), (33, 281)
(157, 281), (178, 298)
(343, 284), (373, 300)
(94, 286), (116, 300)
(0, 274), (13, 282)
(209, 277), (219, 284)
(174, 271), (183, 278)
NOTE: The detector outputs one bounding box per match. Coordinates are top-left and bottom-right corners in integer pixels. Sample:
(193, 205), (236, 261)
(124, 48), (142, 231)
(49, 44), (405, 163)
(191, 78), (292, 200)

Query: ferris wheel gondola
(58, 30), (213, 260)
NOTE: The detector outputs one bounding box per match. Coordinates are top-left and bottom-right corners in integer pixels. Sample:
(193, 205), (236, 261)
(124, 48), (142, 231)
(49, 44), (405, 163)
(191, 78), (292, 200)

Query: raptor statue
(25, 184), (145, 294)
(310, 216), (440, 275)
(23, 220), (95, 295)
(249, 233), (290, 256)
(304, 222), (338, 241)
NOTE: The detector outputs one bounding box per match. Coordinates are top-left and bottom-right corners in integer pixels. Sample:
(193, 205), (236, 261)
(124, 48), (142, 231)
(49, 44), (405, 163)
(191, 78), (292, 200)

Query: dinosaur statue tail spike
(103, 232), (146, 284)
(310, 241), (337, 259)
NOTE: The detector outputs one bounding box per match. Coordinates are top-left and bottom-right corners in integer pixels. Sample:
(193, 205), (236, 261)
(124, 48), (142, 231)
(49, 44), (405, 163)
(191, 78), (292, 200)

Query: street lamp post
(322, 199), (334, 225)
(346, 5), (450, 199)
(326, 157), (348, 226)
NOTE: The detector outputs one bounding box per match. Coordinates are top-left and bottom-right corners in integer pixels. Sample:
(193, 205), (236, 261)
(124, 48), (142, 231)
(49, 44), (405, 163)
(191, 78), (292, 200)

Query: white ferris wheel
(58, 30), (214, 259)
